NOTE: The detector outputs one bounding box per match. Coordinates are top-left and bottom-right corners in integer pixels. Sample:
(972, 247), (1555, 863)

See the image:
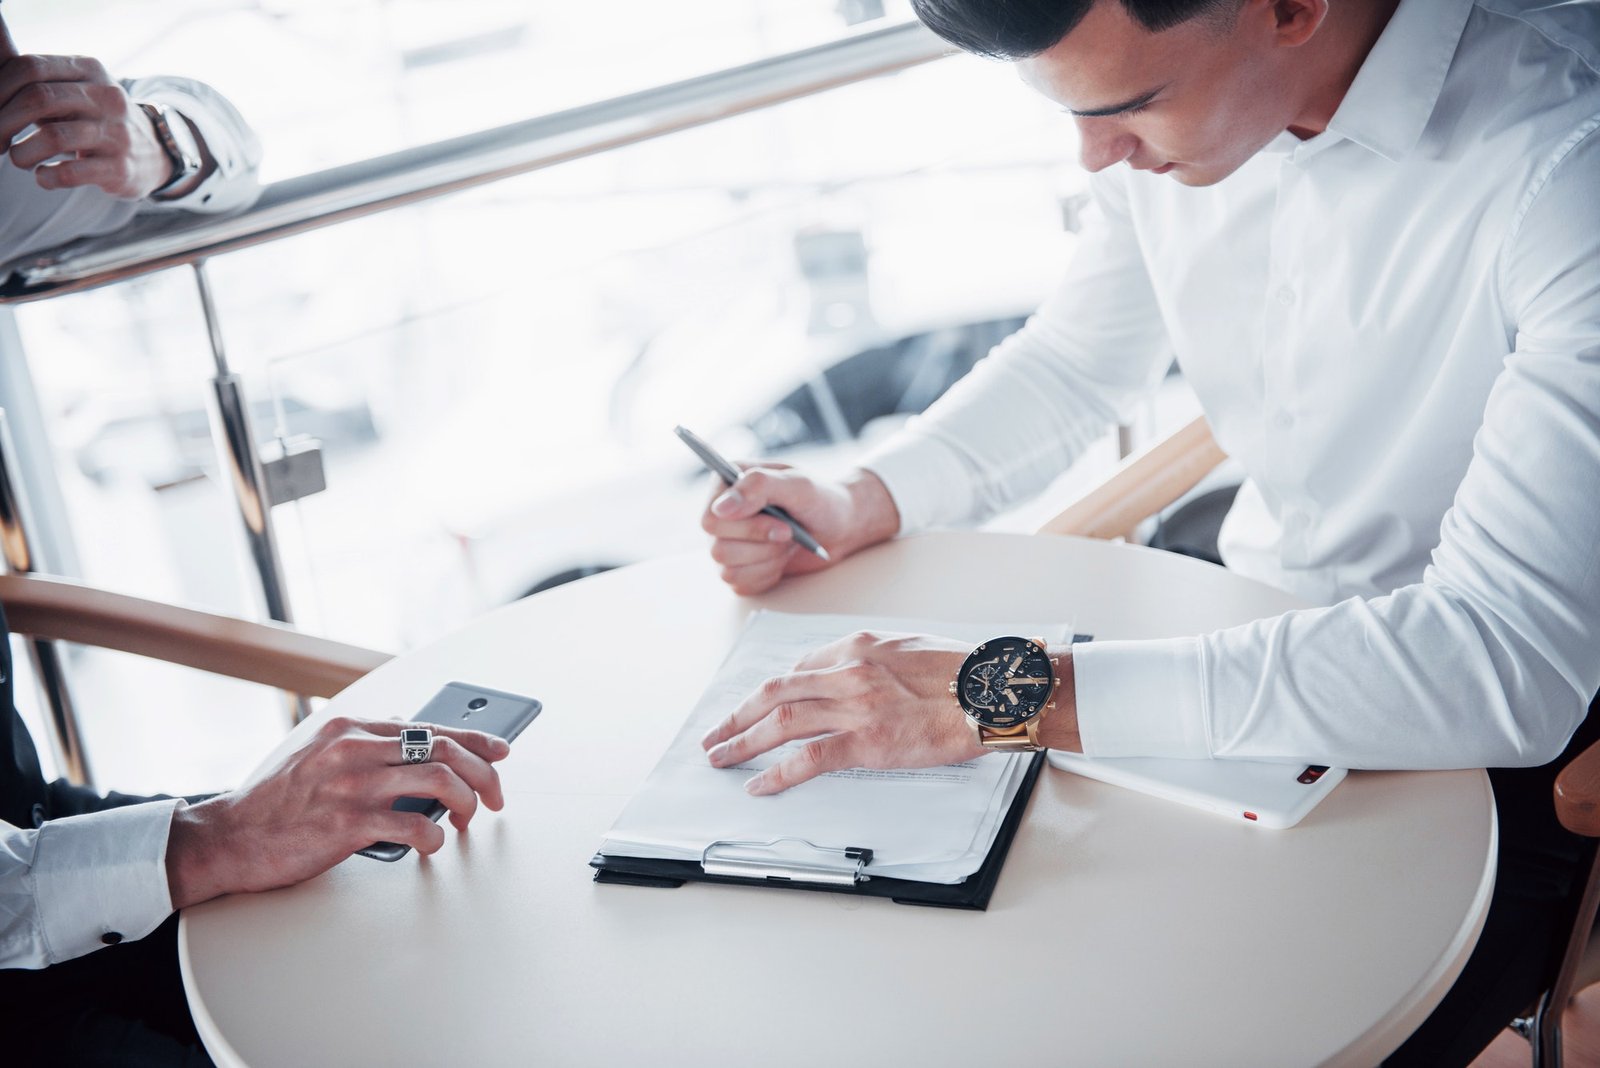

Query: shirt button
(101, 931), (124, 946)
(1275, 286), (1296, 307)
(30, 803), (46, 828)
(1274, 412), (1294, 430)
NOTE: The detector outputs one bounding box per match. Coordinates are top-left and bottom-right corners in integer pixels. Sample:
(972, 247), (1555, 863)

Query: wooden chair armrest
(1556, 735), (1600, 837)
(0, 572), (391, 699)
(1037, 416), (1229, 540)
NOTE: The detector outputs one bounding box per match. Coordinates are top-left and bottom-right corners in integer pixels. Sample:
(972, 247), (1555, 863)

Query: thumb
(712, 465), (813, 520)
(0, 12), (19, 63)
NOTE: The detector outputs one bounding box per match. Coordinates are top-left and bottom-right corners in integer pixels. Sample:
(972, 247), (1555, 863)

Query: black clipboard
(589, 750), (1045, 911)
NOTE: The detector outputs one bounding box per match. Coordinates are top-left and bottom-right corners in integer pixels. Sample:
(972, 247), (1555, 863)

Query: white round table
(180, 532), (1494, 1067)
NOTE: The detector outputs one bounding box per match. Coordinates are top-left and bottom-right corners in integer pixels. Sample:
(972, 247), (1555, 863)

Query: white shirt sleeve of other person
(0, 74), (261, 264)
(863, 0), (1600, 770)
(1, 801), (181, 969)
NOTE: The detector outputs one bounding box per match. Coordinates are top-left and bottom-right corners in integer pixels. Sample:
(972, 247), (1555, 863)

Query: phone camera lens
(467, 697), (488, 711)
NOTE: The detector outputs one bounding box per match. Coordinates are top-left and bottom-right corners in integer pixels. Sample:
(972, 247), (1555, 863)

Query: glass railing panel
(9, 645), (300, 795)
(13, 50), (1087, 663)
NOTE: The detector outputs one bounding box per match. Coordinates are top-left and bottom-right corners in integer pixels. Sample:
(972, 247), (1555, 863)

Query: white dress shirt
(0, 74), (261, 265)
(865, 0), (1600, 769)
(1, 801), (180, 968)
(0, 74), (258, 967)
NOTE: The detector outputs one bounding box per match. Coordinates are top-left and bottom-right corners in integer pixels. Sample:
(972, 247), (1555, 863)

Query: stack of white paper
(598, 611), (1071, 885)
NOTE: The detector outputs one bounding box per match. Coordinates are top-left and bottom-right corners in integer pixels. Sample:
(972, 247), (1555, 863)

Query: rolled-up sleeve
(1, 799), (179, 969)
(123, 75), (263, 215)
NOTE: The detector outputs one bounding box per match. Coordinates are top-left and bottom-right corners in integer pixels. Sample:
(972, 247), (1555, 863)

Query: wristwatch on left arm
(138, 101), (203, 200)
(949, 636), (1059, 751)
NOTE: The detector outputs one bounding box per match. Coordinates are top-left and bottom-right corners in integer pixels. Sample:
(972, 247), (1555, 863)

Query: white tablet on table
(1047, 750), (1346, 829)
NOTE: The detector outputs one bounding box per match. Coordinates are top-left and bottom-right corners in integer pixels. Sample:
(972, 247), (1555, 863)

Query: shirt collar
(1307, 0), (1477, 163)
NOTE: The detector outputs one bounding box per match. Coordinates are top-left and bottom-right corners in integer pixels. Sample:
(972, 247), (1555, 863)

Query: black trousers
(0, 779), (215, 1066)
(1382, 694), (1600, 1066)
(0, 912), (214, 1067)
(2, 602), (214, 1065)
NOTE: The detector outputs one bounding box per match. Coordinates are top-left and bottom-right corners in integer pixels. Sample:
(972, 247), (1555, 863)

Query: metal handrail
(0, 20), (948, 303)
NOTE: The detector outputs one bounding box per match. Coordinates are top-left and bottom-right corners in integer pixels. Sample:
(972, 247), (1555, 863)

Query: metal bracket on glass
(261, 436), (327, 507)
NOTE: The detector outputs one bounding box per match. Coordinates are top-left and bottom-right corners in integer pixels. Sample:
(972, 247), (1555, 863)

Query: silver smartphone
(357, 682), (542, 862)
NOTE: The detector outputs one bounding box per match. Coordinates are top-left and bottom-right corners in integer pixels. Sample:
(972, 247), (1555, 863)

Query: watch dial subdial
(956, 638), (1056, 730)
(961, 660), (1005, 710)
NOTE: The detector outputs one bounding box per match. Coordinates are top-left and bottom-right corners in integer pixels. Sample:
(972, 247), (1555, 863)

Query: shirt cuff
(859, 431), (980, 534)
(126, 77), (263, 215)
(1073, 637), (1211, 759)
(33, 798), (180, 965)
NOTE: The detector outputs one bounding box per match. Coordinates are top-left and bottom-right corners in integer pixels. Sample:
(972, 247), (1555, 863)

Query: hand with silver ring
(163, 716), (511, 909)
(400, 726), (434, 765)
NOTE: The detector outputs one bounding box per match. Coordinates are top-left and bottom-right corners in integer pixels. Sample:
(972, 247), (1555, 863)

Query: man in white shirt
(697, 0), (1600, 1059)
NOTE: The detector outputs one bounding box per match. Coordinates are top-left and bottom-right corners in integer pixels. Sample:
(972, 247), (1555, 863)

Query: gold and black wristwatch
(949, 636), (1058, 751)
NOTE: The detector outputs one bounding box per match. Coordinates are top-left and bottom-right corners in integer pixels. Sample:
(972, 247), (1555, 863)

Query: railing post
(192, 260), (294, 626)
(0, 408), (93, 786)
(191, 262), (314, 725)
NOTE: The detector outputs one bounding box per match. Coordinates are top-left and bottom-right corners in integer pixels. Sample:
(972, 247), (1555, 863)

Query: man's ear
(1267, 0), (1328, 46)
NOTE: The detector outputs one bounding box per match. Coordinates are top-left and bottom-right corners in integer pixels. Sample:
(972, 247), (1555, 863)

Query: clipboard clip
(701, 838), (874, 886)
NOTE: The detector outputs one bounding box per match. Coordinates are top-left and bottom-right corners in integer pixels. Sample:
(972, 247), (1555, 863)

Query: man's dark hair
(911, 0), (1237, 58)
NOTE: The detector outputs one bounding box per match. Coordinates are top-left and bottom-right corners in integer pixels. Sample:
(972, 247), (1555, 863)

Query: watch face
(955, 637), (1054, 729)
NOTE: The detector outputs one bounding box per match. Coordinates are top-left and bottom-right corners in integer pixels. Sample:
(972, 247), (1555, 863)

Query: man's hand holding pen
(698, 463), (902, 595)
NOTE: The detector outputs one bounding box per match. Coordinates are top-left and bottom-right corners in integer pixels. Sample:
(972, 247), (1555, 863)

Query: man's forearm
(840, 468), (902, 554)
(166, 796), (237, 911)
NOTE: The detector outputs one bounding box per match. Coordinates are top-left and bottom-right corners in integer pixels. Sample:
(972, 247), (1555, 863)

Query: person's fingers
(344, 725), (505, 808)
(0, 53), (110, 99)
(706, 697), (852, 770)
(744, 732), (862, 796)
(34, 154), (130, 193)
(379, 761), (480, 832)
(0, 75), (103, 145)
(709, 534), (792, 568)
(708, 467), (789, 519)
(699, 505), (794, 543)
(701, 666), (848, 750)
(361, 809), (449, 856)
(425, 736), (505, 812)
(718, 556), (795, 596)
(361, 718), (512, 763)
(8, 119), (102, 169)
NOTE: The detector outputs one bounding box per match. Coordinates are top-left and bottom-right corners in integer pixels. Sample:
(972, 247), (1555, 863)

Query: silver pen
(674, 425), (831, 562)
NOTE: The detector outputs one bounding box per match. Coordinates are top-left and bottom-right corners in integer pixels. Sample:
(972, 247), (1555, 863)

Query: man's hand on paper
(700, 630), (986, 794)
(701, 465), (900, 595)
